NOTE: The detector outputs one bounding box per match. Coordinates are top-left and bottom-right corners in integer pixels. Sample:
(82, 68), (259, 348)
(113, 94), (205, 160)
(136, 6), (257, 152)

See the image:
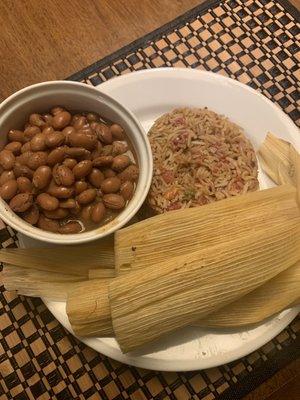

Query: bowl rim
(0, 80), (153, 244)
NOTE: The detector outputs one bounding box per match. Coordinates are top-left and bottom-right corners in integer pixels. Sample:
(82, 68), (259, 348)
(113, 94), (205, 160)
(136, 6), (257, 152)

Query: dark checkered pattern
(71, 0), (300, 126)
(1, 0), (299, 399)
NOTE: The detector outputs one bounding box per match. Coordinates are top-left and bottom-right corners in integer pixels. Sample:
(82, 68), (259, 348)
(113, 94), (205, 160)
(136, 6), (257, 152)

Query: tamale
(109, 220), (300, 353)
(66, 137), (300, 341)
(2, 264), (83, 300)
(66, 185), (300, 337)
(115, 185), (298, 272)
(194, 261), (300, 327)
(67, 261), (300, 337)
(258, 132), (298, 185)
(66, 280), (113, 336)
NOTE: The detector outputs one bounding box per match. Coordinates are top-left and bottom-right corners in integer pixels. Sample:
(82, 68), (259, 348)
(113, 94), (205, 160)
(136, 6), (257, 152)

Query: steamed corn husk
(67, 262), (300, 337)
(71, 321), (112, 337)
(66, 185), (300, 337)
(194, 261), (300, 328)
(258, 133), (298, 185)
(67, 137), (300, 343)
(289, 145), (300, 205)
(2, 264), (83, 300)
(115, 185), (298, 272)
(66, 280), (113, 336)
(109, 220), (300, 353)
(0, 244), (115, 277)
(259, 134), (300, 204)
(88, 269), (116, 279)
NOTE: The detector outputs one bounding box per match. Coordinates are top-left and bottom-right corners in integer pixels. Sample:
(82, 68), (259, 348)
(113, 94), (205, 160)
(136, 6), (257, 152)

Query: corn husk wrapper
(88, 268), (116, 279)
(0, 244), (115, 277)
(289, 145), (300, 205)
(1, 238), (115, 301)
(258, 132), (299, 185)
(115, 185), (298, 272)
(194, 261), (300, 327)
(2, 264), (83, 301)
(109, 220), (300, 353)
(66, 261), (300, 337)
(67, 263), (300, 337)
(71, 321), (111, 337)
(66, 280), (113, 336)
(67, 136), (300, 342)
(66, 185), (300, 337)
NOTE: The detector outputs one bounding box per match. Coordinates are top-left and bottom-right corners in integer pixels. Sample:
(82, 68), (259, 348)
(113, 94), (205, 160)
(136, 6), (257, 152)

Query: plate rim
(40, 68), (299, 371)
(99, 67), (299, 145)
(43, 300), (299, 371)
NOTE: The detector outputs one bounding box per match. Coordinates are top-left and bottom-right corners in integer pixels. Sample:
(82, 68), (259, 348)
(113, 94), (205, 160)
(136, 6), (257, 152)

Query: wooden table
(0, 1), (299, 399)
(0, 0), (201, 100)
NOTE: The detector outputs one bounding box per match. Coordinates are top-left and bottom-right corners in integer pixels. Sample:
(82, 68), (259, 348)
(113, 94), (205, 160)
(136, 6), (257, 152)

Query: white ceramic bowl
(0, 81), (153, 244)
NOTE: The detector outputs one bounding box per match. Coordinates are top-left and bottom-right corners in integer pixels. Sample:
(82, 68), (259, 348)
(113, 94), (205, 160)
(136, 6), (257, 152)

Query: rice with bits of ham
(147, 107), (259, 213)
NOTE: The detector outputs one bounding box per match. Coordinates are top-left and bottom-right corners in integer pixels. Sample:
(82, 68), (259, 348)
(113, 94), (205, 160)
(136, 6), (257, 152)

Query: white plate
(19, 68), (300, 371)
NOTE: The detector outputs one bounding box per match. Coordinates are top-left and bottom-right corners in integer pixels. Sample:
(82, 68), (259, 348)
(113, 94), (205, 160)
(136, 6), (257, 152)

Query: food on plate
(2, 131), (300, 354)
(3, 184), (300, 340)
(259, 132), (295, 185)
(194, 261), (300, 327)
(0, 107), (139, 233)
(68, 260), (300, 338)
(88, 268), (115, 279)
(0, 238), (115, 300)
(67, 280), (113, 336)
(109, 220), (300, 352)
(0, 241), (114, 277)
(64, 184), (300, 338)
(0, 234), (115, 299)
(259, 133), (300, 203)
(115, 184), (297, 271)
(2, 265), (83, 301)
(0, 253), (115, 281)
(148, 107), (259, 213)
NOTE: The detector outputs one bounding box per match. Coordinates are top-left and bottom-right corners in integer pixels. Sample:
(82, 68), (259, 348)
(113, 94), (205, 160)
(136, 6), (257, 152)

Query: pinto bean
(103, 193), (125, 210)
(36, 193), (59, 211)
(32, 166), (52, 189)
(17, 177), (33, 193)
(100, 177), (121, 194)
(5, 141), (22, 155)
(120, 181), (134, 200)
(52, 111), (72, 130)
(37, 214), (59, 232)
(53, 165), (75, 186)
(0, 179), (18, 200)
(9, 193), (33, 212)
(22, 204), (39, 225)
(58, 221), (82, 234)
(91, 202), (106, 223)
(110, 124), (125, 140)
(0, 150), (15, 170)
(73, 160), (93, 179)
(0, 170), (15, 186)
(77, 188), (96, 204)
(8, 130), (25, 143)
(88, 168), (104, 188)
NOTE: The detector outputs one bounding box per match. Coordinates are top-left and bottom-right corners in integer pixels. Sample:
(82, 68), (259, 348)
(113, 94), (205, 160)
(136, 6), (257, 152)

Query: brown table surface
(0, 0), (297, 99)
(0, 1), (299, 399)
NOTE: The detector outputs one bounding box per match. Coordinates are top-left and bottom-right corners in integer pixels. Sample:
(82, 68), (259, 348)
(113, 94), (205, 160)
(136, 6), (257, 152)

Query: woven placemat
(1, 0), (299, 399)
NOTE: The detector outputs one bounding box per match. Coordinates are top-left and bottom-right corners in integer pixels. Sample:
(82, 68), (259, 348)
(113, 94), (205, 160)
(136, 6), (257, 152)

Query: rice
(147, 107), (259, 214)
